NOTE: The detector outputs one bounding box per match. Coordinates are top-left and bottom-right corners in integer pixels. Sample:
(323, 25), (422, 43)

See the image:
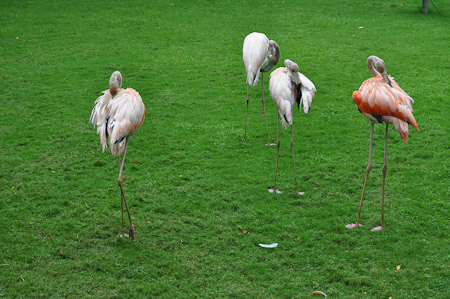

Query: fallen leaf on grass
(396, 264), (402, 270)
(258, 243), (278, 248)
(242, 230), (248, 234)
(312, 290), (327, 297)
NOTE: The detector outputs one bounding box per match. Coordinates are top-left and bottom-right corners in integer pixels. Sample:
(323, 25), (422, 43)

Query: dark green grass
(1, 0), (449, 297)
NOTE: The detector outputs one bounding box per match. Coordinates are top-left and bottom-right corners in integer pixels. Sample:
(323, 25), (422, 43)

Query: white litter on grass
(258, 243), (278, 248)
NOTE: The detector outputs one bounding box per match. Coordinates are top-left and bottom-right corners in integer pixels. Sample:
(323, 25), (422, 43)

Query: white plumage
(269, 60), (316, 128)
(242, 32), (280, 144)
(268, 59), (316, 195)
(90, 72), (145, 157)
(243, 33), (273, 86)
(89, 71), (145, 240)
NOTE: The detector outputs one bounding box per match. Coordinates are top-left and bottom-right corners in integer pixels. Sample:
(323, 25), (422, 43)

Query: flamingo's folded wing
(299, 72), (316, 110)
(355, 78), (418, 131)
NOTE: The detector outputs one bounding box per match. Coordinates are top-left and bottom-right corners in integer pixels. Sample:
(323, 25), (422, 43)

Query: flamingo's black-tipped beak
(382, 71), (392, 87)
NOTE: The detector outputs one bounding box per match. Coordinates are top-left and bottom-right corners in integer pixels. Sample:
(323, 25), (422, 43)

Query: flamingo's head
(261, 40), (280, 72)
(371, 56), (392, 86)
(109, 71), (122, 95)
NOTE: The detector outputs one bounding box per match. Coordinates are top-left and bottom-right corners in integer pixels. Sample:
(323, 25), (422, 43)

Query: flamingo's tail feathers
(110, 140), (125, 157)
(247, 71), (258, 86)
(97, 123), (108, 152)
(401, 107), (419, 132)
(411, 117), (419, 132)
(392, 118), (409, 143)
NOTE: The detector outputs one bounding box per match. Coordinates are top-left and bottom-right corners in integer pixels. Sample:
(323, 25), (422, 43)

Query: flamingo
(346, 55), (419, 231)
(90, 71), (145, 240)
(242, 32), (280, 144)
(267, 59), (316, 195)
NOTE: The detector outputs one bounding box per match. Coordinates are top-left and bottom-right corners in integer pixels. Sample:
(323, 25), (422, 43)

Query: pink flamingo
(346, 56), (419, 231)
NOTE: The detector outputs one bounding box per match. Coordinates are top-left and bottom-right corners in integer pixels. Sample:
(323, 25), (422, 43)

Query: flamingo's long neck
(261, 40), (280, 72)
(367, 56), (379, 77)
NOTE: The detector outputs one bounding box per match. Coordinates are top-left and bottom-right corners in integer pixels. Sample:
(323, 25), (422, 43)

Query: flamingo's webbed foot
(346, 223), (363, 228)
(370, 226), (384, 231)
(268, 188), (282, 194)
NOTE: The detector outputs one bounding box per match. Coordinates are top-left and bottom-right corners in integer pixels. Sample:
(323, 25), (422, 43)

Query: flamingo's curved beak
(381, 71), (392, 87)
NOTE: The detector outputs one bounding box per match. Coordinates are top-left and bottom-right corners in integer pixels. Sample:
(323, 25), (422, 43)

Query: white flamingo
(243, 32), (280, 144)
(268, 59), (316, 195)
(90, 71), (145, 240)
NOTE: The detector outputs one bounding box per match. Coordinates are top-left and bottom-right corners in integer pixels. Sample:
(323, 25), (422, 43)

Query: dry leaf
(242, 230), (248, 234)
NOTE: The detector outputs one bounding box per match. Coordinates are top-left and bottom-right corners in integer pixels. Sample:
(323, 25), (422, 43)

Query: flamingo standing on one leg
(90, 71), (145, 240)
(243, 32), (280, 144)
(267, 59), (316, 195)
(346, 55), (419, 231)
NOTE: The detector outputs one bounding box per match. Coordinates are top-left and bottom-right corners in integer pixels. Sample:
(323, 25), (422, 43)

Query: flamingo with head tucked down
(346, 55), (419, 231)
(268, 59), (316, 195)
(90, 71), (145, 240)
(243, 32), (280, 144)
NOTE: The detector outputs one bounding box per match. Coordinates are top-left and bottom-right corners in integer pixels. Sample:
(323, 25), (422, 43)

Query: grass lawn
(1, 0), (449, 297)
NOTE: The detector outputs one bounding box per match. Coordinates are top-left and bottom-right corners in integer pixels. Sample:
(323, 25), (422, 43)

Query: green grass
(1, 0), (449, 297)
